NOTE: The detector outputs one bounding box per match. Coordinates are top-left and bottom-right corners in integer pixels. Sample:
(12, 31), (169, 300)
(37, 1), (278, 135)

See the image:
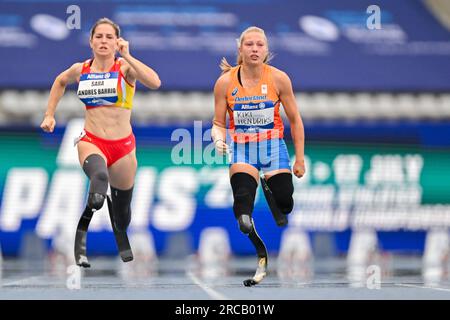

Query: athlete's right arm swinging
(41, 63), (82, 133)
(212, 74), (230, 154)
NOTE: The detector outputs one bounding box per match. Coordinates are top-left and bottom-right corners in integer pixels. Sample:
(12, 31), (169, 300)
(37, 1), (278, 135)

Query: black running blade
(243, 279), (258, 287)
(120, 249), (134, 262)
(74, 206), (94, 268)
(243, 223), (268, 286)
(243, 257), (267, 287)
(260, 177), (288, 227)
(107, 196), (134, 263)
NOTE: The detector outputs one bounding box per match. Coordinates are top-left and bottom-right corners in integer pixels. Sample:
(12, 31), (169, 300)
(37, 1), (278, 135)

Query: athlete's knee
(111, 185), (133, 232)
(83, 154), (109, 209)
(267, 173), (294, 214)
(230, 172), (257, 234)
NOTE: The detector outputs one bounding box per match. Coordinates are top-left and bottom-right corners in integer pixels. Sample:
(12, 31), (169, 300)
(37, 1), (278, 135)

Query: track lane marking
(187, 272), (230, 300)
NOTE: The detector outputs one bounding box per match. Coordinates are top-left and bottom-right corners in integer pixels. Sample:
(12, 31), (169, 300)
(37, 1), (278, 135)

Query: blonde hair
(220, 26), (273, 74)
(90, 17), (121, 40)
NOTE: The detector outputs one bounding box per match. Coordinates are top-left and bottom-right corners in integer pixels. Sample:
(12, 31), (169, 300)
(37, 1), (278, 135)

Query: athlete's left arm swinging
(274, 70), (306, 178)
(117, 37), (161, 89)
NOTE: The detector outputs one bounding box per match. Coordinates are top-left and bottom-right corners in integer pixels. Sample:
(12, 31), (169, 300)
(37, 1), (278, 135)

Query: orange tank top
(226, 64), (283, 143)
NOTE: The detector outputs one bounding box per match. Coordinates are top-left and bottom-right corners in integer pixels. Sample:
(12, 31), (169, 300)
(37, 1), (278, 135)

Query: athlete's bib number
(233, 101), (274, 133)
(77, 72), (119, 106)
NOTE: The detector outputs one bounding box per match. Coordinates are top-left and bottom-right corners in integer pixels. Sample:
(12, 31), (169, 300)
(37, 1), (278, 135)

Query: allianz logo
(87, 73), (107, 80)
(240, 104), (258, 110)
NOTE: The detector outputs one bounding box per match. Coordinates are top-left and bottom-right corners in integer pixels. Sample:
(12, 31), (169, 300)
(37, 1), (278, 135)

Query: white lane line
(396, 283), (450, 293)
(1, 276), (43, 287)
(187, 272), (229, 300)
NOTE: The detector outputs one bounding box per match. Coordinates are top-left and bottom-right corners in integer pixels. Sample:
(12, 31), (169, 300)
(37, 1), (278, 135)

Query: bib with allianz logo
(77, 72), (119, 107)
(233, 101), (275, 133)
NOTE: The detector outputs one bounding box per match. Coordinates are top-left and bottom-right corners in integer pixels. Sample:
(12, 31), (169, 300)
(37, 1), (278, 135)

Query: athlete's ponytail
(220, 57), (234, 74)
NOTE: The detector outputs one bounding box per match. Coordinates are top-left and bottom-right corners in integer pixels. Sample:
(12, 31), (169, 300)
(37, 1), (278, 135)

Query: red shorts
(79, 129), (136, 167)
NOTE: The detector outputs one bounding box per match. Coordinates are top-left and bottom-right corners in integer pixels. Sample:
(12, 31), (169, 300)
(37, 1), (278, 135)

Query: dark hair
(90, 18), (120, 39)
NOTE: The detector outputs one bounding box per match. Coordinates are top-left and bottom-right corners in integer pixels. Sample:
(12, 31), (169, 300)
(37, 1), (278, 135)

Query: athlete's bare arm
(41, 62), (83, 133)
(273, 67), (306, 178)
(212, 72), (231, 154)
(117, 37), (161, 90)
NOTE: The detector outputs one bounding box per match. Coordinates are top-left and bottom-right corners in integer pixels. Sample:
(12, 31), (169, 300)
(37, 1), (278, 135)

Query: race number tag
(77, 72), (119, 106)
(233, 101), (274, 133)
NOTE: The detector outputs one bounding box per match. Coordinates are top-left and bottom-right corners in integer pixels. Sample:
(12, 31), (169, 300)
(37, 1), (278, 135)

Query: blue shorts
(229, 139), (291, 173)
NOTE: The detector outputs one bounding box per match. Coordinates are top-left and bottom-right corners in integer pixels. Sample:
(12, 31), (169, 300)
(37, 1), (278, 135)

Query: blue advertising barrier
(0, 120), (449, 256)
